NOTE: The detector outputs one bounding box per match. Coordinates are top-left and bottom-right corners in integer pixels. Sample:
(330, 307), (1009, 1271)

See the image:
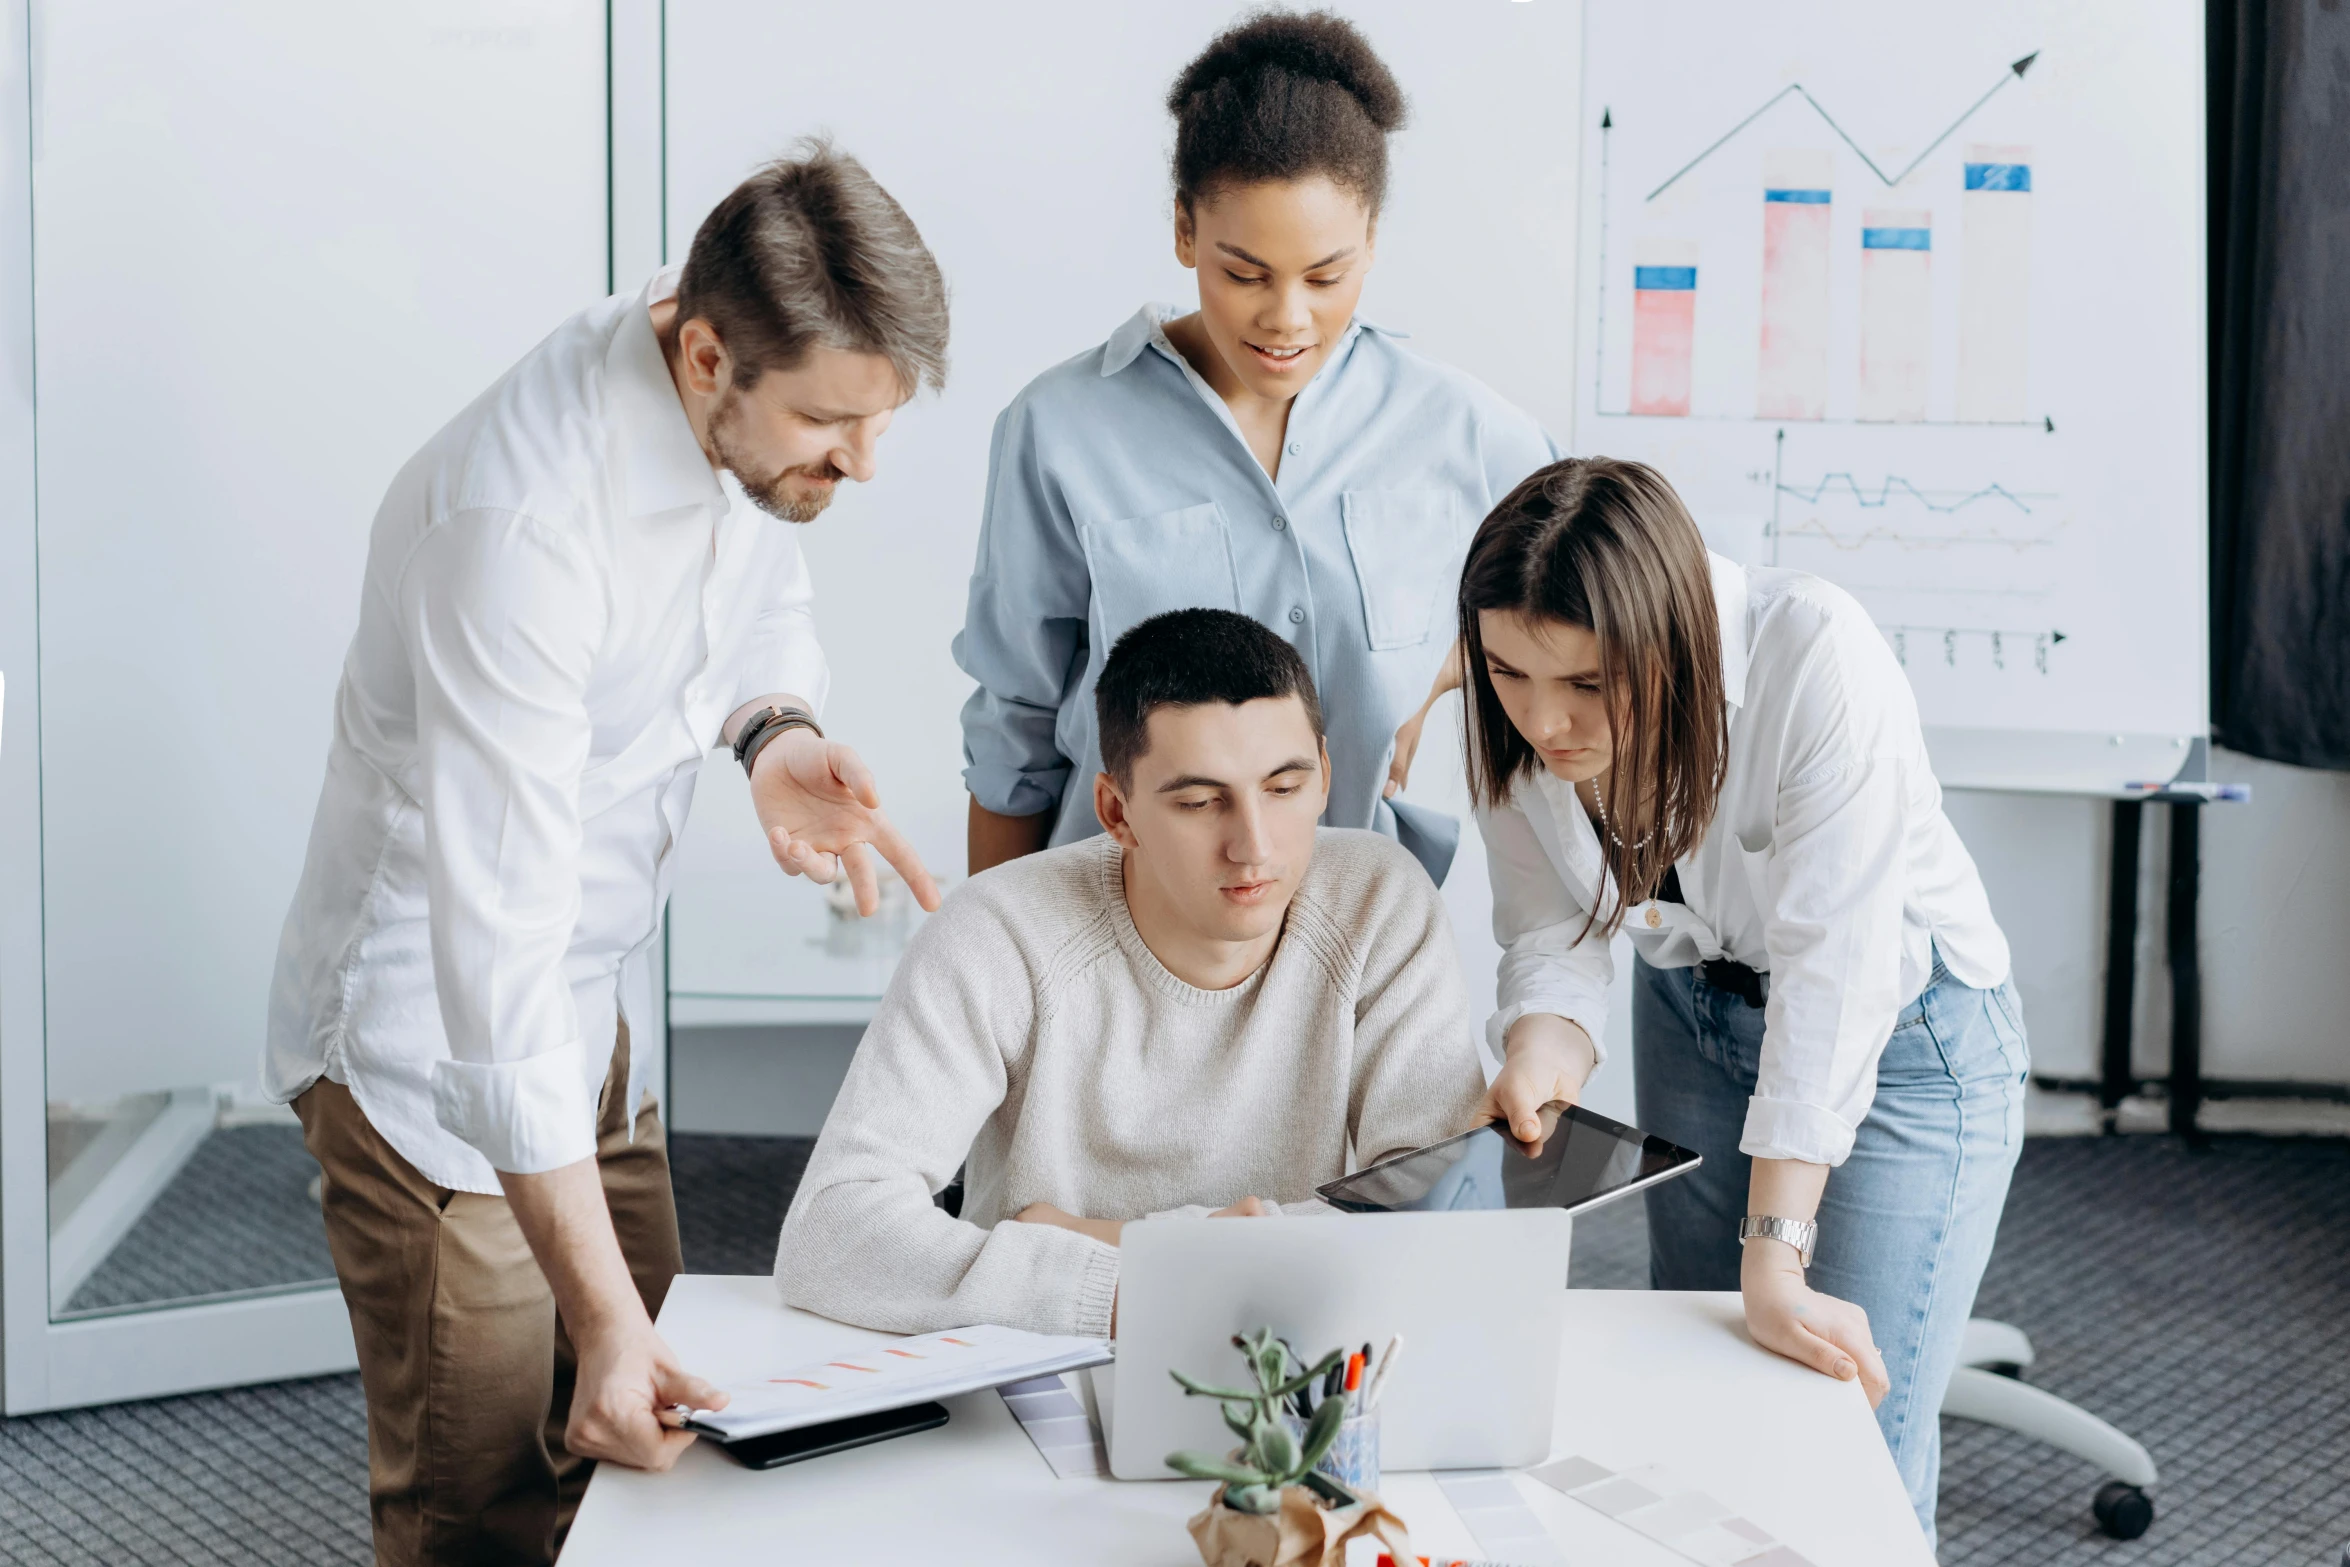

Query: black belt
(1656, 867), (1768, 1008)
(1700, 958), (1769, 1009)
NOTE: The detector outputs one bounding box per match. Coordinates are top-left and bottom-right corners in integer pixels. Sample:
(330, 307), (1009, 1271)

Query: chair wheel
(2093, 1480), (2154, 1540)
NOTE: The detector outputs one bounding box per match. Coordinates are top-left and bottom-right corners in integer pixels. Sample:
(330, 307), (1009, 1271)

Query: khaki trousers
(296, 1026), (680, 1567)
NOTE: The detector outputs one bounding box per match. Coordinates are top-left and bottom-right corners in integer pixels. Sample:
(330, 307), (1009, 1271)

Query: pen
(1278, 1338), (1312, 1419)
(1366, 1334), (1403, 1411)
(1344, 1352), (1364, 1393)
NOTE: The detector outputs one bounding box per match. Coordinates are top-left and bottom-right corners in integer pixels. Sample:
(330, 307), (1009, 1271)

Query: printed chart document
(687, 1323), (1113, 1442)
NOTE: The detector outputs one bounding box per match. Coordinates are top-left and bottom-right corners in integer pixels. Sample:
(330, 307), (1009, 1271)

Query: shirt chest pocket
(1077, 501), (1240, 645)
(1341, 489), (1466, 650)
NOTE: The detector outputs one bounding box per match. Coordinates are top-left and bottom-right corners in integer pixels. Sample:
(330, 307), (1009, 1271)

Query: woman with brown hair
(1466, 457), (2026, 1545)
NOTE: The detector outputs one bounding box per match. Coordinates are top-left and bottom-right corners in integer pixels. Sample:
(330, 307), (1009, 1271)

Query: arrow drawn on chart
(1594, 107), (1612, 410)
(1647, 51), (2038, 202)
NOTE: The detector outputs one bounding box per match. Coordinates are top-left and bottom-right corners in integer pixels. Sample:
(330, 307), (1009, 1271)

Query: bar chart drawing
(1630, 240), (1697, 415)
(1757, 151), (1833, 419)
(1584, 51), (2045, 429)
(1577, 0), (2209, 750)
(1858, 210), (1932, 422)
(1958, 145), (2034, 421)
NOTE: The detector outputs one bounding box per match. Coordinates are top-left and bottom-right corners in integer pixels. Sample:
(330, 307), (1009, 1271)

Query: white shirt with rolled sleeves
(264, 266), (828, 1193)
(1479, 555), (2010, 1167)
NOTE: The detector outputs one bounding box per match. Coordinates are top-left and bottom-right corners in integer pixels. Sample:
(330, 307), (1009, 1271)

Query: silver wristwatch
(1738, 1214), (1818, 1269)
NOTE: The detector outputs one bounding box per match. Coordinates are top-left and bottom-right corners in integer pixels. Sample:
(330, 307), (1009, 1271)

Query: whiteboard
(660, 0), (1580, 1027)
(1572, 0), (2206, 792)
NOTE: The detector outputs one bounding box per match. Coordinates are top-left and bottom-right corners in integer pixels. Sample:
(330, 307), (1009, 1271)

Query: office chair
(1944, 1316), (2157, 1539)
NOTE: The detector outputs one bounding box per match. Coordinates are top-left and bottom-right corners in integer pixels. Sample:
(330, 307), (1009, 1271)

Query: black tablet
(1316, 1102), (1701, 1215)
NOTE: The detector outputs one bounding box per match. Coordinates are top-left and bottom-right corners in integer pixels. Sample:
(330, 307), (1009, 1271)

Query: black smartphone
(702, 1401), (950, 1470)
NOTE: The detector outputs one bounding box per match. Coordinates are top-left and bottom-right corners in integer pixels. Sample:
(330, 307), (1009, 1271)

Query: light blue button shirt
(954, 303), (1560, 879)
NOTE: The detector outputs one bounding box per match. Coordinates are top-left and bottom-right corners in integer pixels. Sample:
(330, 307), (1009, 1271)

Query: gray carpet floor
(1, 1132), (2342, 1565)
(65, 1125), (336, 1315)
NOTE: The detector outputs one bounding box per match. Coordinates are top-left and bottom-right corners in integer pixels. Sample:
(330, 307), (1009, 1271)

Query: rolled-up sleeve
(731, 526), (830, 721)
(952, 402), (1092, 819)
(1477, 404), (1565, 508)
(405, 509), (606, 1175)
(1747, 664), (1911, 1166)
(1479, 791), (1615, 1068)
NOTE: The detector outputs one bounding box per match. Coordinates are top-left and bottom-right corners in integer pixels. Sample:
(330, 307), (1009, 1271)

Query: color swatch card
(688, 1323), (1112, 1441)
(999, 1373), (1109, 1479)
(1528, 1455), (1816, 1567)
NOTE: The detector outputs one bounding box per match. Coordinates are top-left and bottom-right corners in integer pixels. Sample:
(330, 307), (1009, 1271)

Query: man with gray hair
(265, 140), (946, 1565)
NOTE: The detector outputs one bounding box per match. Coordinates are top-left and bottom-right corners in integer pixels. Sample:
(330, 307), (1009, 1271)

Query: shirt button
(1287, 606), (1306, 625)
(1271, 515), (1288, 532)
(1286, 441), (1304, 456)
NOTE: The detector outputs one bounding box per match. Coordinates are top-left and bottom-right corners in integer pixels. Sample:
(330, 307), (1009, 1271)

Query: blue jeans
(1633, 953), (2028, 1544)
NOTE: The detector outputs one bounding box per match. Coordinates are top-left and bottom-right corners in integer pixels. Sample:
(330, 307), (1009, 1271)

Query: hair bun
(1166, 8), (1407, 134)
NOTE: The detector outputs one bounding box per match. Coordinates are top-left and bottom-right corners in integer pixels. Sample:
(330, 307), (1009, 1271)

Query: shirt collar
(606, 266), (727, 518)
(1097, 302), (1406, 378)
(1711, 551), (1750, 710)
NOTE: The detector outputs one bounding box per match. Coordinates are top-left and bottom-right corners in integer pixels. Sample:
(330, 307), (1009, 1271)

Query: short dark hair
(675, 138), (949, 396)
(1166, 8), (1408, 215)
(1096, 609), (1326, 785)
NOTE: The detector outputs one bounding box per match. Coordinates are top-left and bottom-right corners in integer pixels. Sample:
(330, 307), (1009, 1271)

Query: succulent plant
(1164, 1326), (1358, 1514)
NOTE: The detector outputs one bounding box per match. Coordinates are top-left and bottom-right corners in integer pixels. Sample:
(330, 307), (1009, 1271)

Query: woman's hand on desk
(1484, 1015), (1600, 1142)
(1740, 1244), (1890, 1408)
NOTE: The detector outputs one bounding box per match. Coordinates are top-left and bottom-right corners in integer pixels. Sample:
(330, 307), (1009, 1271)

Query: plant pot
(1185, 1483), (1414, 1567)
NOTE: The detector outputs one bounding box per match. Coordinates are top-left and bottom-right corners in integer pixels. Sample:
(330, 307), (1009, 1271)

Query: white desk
(562, 1276), (1931, 1566)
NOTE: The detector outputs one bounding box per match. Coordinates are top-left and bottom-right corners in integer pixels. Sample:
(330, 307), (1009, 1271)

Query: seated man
(776, 607), (1487, 1336)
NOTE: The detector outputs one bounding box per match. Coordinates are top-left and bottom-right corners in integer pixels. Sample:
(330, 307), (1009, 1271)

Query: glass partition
(6, 0), (608, 1395)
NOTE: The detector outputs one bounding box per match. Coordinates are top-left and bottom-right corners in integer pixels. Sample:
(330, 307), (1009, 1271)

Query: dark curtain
(2209, 0), (2350, 768)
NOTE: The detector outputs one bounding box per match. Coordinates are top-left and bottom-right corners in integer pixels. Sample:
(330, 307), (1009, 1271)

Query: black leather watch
(733, 703), (822, 778)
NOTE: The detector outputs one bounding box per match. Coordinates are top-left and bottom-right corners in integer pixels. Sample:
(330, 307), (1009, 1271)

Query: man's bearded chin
(710, 394), (843, 524)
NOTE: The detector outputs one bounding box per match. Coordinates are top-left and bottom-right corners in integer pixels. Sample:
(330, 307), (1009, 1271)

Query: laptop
(1105, 1207), (1574, 1479)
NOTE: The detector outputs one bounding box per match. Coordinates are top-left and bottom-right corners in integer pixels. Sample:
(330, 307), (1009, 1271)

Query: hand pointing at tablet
(1483, 1014), (1601, 1142)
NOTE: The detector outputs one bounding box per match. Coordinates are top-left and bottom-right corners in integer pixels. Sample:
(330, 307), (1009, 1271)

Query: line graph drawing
(1647, 53), (2039, 201)
(1763, 429), (2062, 568)
(1775, 516), (2062, 553)
(1778, 473), (2043, 515)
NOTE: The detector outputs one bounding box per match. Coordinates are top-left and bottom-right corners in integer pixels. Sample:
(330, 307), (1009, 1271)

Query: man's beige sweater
(774, 829), (1488, 1339)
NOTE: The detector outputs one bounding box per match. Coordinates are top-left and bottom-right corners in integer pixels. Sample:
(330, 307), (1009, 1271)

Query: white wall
(25, 3), (608, 1102)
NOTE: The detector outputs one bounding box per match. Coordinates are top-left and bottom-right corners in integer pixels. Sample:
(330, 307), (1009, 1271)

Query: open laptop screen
(1315, 1102), (1700, 1215)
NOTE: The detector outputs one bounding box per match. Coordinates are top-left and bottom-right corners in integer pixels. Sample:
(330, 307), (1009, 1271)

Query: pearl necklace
(1587, 774), (1650, 853)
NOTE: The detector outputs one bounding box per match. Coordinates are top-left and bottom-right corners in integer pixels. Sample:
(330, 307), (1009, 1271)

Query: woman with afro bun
(956, 8), (1558, 883)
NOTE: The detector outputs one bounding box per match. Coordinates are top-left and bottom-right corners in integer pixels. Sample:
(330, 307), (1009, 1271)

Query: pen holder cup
(1282, 1402), (1379, 1498)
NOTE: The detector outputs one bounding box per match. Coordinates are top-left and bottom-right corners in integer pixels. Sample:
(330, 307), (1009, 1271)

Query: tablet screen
(1315, 1102), (1701, 1215)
